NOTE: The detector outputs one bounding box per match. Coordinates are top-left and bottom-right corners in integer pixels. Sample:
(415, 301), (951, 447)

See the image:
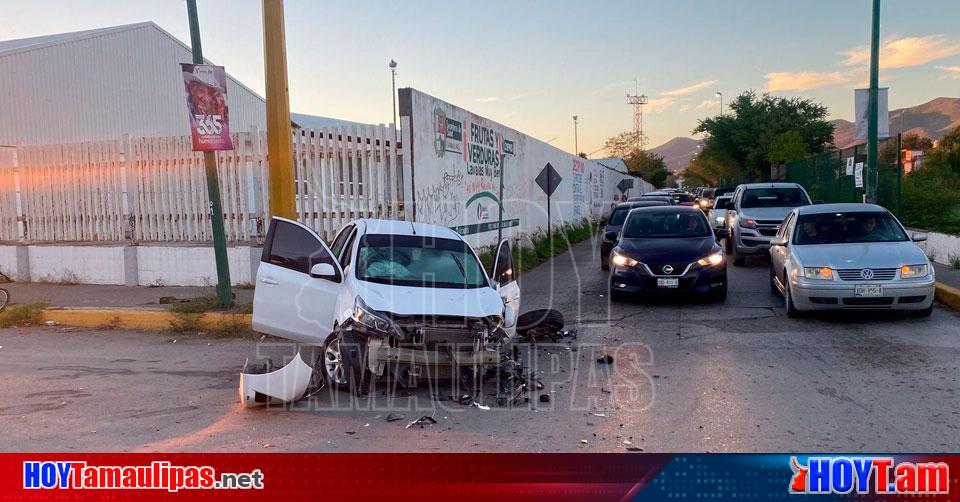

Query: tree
(902, 134), (933, 151)
(693, 91), (834, 182)
(939, 125), (960, 152)
(601, 130), (670, 187)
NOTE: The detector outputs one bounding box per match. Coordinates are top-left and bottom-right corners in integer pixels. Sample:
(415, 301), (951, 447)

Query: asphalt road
(2, 237), (959, 452)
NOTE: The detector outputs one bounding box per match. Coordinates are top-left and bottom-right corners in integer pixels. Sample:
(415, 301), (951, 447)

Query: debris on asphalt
(386, 413), (405, 422)
(597, 355), (614, 364)
(626, 447), (644, 452)
(472, 402), (491, 411)
(580, 439), (588, 444)
(44, 320), (58, 327)
(601, 387), (612, 394)
(345, 431), (356, 435)
(405, 416), (438, 429)
(539, 394), (551, 403)
(593, 412), (606, 417)
(457, 394), (473, 406)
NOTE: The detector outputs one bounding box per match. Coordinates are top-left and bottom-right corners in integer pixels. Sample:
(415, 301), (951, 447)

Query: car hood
(738, 206), (797, 221)
(618, 236), (718, 265)
(793, 241), (927, 269)
(354, 280), (504, 318)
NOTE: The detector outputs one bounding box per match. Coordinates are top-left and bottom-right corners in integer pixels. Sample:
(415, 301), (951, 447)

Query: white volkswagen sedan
(241, 217), (520, 405)
(769, 203), (935, 318)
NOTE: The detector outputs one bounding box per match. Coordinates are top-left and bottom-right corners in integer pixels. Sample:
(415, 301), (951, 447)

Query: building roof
(0, 22), (154, 56)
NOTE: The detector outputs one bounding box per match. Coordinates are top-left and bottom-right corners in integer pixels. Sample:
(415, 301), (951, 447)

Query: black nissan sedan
(608, 206), (728, 302)
(600, 200), (671, 270)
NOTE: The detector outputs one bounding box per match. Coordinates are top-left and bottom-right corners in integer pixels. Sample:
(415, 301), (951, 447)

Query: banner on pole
(845, 157), (854, 175)
(855, 162), (864, 188)
(854, 88), (890, 141)
(181, 63), (234, 151)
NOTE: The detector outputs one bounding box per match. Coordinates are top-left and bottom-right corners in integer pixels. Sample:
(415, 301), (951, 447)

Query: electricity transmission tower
(626, 87), (649, 150)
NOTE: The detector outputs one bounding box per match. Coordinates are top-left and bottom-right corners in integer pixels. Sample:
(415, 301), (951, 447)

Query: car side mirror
(714, 228), (729, 241)
(309, 262), (338, 280)
(912, 232), (927, 242)
(725, 202), (735, 210)
(604, 231), (618, 242)
(770, 237), (788, 247)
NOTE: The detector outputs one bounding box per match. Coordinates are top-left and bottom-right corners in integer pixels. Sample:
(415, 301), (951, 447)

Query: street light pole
(866, 0), (880, 204)
(716, 91), (723, 117)
(263, 0), (296, 219)
(389, 59), (398, 142)
(186, 0), (232, 308)
(573, 115), (578, 155)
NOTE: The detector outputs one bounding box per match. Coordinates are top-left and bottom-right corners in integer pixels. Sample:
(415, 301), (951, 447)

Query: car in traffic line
(242, 217), (521, 405)
(769, 203), (935, 318)
(608, 206), (728, 302)
(725, 182), (812, 266)
(600, 200), (672, 270)
(708, 194), (733, 230)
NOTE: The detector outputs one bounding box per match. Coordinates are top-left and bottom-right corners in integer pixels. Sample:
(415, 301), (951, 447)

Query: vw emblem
(662, 265), (674, 274)
(860, 268), (874, 280)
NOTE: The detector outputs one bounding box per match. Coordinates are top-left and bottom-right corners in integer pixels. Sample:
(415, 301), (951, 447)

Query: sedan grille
(836, 268), (897, 281)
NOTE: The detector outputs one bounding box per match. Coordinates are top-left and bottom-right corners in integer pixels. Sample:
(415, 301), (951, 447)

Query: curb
(41, 307), (252, 331)
(935, 282), (960, 311)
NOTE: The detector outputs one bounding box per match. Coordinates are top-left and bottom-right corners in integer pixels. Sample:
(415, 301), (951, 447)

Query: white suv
(725, 183), (812, 266)
(241, 217), (520, 405)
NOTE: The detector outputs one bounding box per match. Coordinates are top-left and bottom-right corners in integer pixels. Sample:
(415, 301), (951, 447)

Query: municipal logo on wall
(434, 107), (463, 158)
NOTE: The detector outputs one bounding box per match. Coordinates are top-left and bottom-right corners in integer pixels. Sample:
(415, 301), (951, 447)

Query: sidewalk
(0, 283), (253, 309)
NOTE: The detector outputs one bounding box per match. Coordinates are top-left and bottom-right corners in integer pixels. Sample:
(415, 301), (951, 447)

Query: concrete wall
(0, 244), (260, 286)
(915, 230), (960, 265)
(399, 88), (643, 248)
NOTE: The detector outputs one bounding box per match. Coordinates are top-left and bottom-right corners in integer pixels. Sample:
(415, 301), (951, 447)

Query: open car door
(252, 217), (344, 344)
(491, 239), (521, 338)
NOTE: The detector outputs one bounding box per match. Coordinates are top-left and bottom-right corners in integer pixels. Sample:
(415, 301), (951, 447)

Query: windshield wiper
(450, 253), (466, 280)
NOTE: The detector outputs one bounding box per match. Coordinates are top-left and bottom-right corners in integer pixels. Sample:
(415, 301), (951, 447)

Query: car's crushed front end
(344, 290), (510, 385)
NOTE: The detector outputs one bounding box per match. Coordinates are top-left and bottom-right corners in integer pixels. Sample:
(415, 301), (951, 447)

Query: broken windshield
(355, 234), (489, 289)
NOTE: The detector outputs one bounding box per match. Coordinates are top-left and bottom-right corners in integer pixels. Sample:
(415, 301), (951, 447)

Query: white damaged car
(240, 217), (520, 406)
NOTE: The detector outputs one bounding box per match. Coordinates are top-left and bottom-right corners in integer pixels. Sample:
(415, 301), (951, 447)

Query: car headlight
(803, 267), (834, 280)
(900, 264), (928, 279)
(714, 216), (724, 223)
(611, 251), (639, 267)
(739, 218), (757, 229)
(352, 296), (396, 335)
(697, 252), (724, 267)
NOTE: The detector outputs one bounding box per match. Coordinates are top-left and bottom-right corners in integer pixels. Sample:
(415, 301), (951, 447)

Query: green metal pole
(896, 132), (903, 217)
(865, 0), (880, 204)
(187, 0), (233, 308)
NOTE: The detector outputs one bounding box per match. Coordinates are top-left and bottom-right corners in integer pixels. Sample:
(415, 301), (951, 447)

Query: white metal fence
(0, 125), (403, 243)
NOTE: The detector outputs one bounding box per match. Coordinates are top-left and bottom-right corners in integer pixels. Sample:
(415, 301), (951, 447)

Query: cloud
(644, 97), (675, 113)
(763, 71), (855, 91)
(660, 79), (717, 97)
(475, 96), (499, 103)
(937, 65), (960, 80)
(592, 81), (631, 95)
(695, 99), (720, 110)
(679, 104), (692, 112)
(842, 35), (960, 69)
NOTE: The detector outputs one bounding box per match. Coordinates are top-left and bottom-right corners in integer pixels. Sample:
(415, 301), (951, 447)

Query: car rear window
(609, 207), (631, 225)
(741, 187), (809, 208)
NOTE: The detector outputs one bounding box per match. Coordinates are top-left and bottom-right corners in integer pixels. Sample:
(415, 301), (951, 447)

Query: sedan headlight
(714, 216), (725, 224)
(611, 251), (639, 267)
(697, 252), (724, 267)
(352, 296), (396, 335)
(803, 267), (834, 280)
(900, 264), (928, 279)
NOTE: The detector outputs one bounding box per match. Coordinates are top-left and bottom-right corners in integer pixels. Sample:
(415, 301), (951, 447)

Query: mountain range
(649, 96), (960, 174)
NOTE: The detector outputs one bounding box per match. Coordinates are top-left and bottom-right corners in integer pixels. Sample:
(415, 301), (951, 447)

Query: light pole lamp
(389, 59), (398, 141)
(573, 115), (579, 155)
(715, 91), (723, 117)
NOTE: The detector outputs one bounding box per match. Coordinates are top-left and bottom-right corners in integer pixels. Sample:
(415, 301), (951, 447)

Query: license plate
(657, 278), (679, 288)
(855, 284), (882, 297)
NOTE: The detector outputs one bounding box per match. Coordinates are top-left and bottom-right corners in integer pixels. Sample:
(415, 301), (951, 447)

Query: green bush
(899, 153), (960, 235)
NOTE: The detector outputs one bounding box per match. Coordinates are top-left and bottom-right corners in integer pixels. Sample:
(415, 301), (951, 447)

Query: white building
(0, 22), (359, 146)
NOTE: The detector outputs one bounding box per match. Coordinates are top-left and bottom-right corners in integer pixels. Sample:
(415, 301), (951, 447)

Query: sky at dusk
(2, 0), (959, 155)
